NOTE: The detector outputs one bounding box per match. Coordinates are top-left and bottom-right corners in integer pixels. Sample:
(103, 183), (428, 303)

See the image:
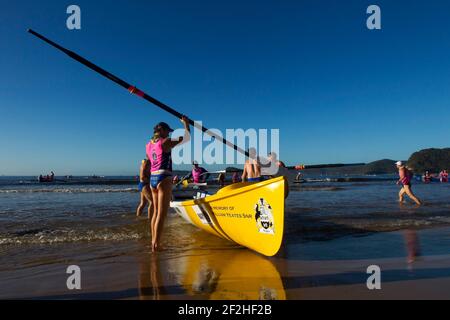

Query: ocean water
(0, 175), (449, 259)
(1, 175), (450, 299)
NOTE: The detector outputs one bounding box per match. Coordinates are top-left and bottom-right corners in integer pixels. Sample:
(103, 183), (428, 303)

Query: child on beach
(136, 159), (153, 219)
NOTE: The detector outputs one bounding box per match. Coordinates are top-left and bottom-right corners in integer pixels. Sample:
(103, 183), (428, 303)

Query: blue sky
(1, 0), (449, 175)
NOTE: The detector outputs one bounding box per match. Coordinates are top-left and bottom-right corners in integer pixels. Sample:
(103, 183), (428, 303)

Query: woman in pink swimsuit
(146, 117), (190, 252)
(396, 161), (422, 205)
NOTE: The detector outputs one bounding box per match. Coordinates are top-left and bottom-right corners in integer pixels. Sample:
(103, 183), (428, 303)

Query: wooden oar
(28, 29), (249, 157)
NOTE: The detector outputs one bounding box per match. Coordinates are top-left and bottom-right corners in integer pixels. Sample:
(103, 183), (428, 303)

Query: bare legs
(398, 187), (405, 203)
(142, 186), (153, 220)
(150, 177), (172, 252)
(136, 192), (148, 217)
(137, 186), (154, 218)
(399, 185), (422, 205)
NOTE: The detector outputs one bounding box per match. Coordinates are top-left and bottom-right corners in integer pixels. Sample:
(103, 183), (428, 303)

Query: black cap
(154, 122), (174, 133)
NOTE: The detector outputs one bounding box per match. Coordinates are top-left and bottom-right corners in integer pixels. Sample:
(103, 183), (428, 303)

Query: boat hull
(170, 176), (285, 256)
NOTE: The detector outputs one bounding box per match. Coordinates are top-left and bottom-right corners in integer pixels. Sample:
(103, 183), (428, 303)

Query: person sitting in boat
(136, 159), (153, 219)
(269, 152), (287, 169)
(264, 152), (290, 198)
(261, 152), (286, 179)
(232, 172), (240, 183)
(217, 172), (225, 186)
(147, 117), (190, 252)
(190, 161), (209, 184)
(242, 148), (262, 182)
(439, 169), (448, 183)
(172, 175), (180, 184)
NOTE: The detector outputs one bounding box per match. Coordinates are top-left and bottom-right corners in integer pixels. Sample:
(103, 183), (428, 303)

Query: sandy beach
(2, 225), (450, 300)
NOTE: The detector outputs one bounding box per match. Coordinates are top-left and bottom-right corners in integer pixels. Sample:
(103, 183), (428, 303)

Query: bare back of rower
(242, 159), (261, 180)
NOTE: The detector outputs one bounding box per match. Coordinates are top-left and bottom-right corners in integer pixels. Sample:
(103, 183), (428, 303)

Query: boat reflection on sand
(138, 249), (286, 300)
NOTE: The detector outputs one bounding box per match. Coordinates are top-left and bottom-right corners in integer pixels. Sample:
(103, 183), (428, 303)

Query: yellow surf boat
(170, 176), (285, 256)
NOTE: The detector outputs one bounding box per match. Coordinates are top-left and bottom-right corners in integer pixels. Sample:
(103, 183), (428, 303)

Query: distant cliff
(407, 148), (450, 173)
(301, 160), (397, 175)
(299, 149), (450, 175)
(362, 159), (399, 174)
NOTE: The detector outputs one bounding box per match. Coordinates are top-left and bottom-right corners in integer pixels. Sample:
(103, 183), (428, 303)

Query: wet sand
(2, 226), (450, 300)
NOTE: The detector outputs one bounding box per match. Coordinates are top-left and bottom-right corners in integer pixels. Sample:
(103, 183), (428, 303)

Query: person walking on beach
(147, 117), (190, 252)
(136, 159), (153, 219)
(439, 169), (448, 183)
(242, 148), (262, 182)
(396, 161), (422, 205)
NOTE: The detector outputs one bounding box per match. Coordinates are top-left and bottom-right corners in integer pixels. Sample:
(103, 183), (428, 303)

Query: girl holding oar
(146, 116), (190, 252)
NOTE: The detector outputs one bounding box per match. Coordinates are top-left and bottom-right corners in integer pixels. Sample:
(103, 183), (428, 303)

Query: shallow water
(1, 176), (450, 299)
(0, 176), (449, 268)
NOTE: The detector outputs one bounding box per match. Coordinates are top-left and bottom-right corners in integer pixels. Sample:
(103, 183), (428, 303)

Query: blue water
(1, 175), (450, 301)
(1, 175), (449, 247)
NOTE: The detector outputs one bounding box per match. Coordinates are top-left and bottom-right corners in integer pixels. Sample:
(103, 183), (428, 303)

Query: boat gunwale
(170, 176), (285, 206)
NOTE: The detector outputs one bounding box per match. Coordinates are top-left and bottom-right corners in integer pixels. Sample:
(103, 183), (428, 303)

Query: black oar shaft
(28, 29), (249, 157)
(288, 163), (366, 170)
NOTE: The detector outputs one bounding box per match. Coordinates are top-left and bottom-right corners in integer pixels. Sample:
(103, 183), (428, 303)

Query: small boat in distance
(38, 171), (55, 183)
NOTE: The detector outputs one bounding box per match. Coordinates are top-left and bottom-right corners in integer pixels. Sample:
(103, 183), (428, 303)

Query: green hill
(407, 148), (450, 173)
(362, 159), (399, 174)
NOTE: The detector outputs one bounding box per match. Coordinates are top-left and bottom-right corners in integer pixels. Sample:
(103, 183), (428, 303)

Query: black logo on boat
(255, 198), (275, 235)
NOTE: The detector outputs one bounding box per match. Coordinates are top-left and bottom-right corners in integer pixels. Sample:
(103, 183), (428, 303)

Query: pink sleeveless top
(400, 168), (412, 185)
(192, 167), (206, 183)
(146, 138), (172, 174)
